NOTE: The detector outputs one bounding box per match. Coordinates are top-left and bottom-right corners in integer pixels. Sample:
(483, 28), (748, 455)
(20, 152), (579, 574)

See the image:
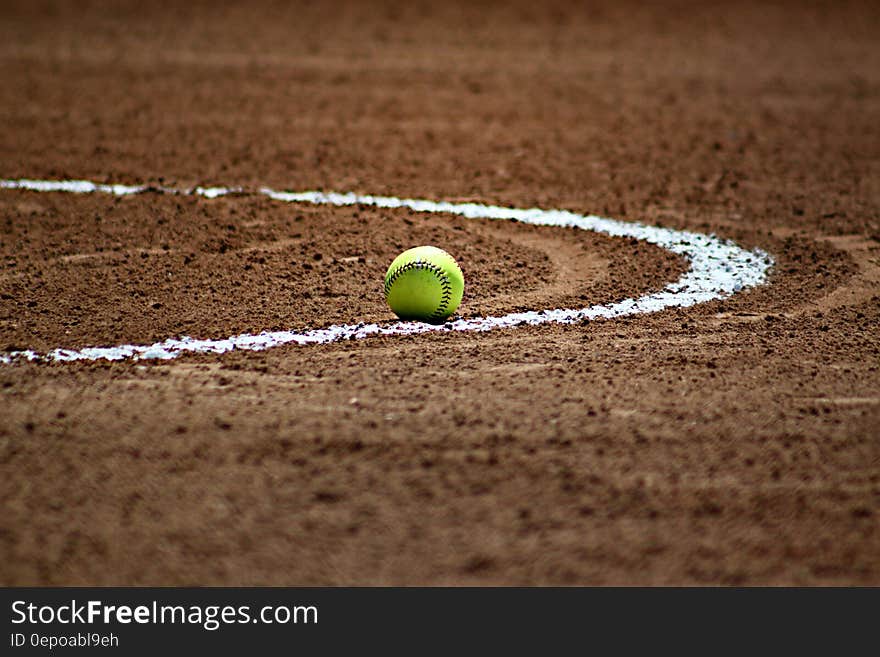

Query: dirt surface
(1, 0), (878, 585)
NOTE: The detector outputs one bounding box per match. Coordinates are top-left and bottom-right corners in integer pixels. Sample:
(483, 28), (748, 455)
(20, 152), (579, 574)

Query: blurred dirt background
(0, 0), (878, 584)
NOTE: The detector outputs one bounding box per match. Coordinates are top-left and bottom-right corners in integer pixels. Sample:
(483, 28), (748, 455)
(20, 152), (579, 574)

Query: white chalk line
(0, 178), (773, 363)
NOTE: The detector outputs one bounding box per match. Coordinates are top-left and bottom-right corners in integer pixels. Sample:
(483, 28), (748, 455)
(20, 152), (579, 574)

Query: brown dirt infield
(0, 0), (878, 585)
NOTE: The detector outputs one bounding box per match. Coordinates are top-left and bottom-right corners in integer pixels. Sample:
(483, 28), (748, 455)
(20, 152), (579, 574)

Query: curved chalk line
(0, 178), (773, 363)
